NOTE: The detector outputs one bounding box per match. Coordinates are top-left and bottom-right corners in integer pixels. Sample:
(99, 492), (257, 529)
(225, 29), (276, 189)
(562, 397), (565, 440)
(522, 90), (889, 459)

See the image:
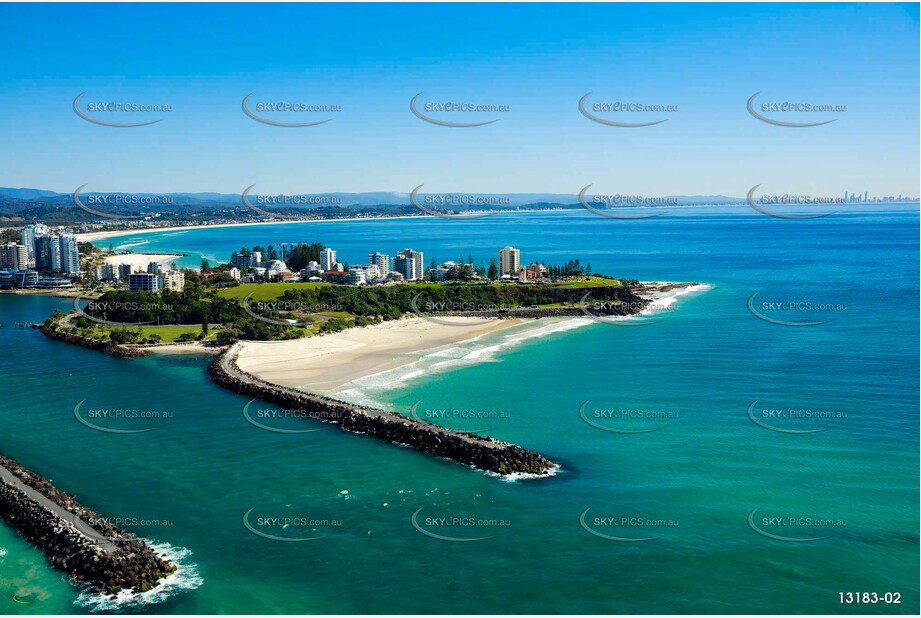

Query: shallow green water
(0, 208), (917, 613)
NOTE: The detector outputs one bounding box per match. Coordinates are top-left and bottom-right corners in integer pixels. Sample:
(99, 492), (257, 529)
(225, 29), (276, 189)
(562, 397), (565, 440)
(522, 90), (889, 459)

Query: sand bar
(234, 316), (521, 395)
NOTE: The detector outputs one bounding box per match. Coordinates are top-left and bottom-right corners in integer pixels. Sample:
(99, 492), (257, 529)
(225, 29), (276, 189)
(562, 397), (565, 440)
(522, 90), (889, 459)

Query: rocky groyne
(209, 347), (555, 476)
(38, 324), (151, 358)
(0, 455), (175, 595)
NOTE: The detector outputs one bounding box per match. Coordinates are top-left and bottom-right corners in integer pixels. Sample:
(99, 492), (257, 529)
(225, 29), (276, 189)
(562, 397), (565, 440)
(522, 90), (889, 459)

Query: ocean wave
(0, 547), (6, 558)
(639, 282), (713, 316)
(113, 240), (149, 251)
(483, 463), (561, 482)
(74, 541), (202, 612)
(332, 318), (593, 406)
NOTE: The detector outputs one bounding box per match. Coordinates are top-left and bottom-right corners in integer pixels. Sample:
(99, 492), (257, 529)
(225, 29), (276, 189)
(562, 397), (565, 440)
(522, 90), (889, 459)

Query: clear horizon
(0, 3), (918, 196)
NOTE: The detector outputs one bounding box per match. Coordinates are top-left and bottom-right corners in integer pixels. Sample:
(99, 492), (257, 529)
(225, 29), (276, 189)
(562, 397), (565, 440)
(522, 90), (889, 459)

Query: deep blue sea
(1, 206), (918, 614)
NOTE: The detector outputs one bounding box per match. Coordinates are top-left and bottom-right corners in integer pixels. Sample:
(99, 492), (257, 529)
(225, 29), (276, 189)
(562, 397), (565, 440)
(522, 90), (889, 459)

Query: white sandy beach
(76, 215), (426, 242)
(102, 253), (183, 271)
(234, 316), (521, 395)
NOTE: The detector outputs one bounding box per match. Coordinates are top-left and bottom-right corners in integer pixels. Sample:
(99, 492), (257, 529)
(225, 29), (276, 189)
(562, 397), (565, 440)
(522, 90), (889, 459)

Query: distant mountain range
(0, 187), (746, 207)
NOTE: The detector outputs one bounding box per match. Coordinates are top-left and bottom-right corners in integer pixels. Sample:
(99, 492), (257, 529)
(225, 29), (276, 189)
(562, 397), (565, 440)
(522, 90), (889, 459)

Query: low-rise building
(161, 270), (185, 292)
(128, 272), (161, 293)
(321, 270), (350, 284)
(0, 269), (38, 288)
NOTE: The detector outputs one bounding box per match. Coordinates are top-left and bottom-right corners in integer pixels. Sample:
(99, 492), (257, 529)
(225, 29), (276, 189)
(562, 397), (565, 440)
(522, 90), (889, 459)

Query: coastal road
(0, 463), (118, 552)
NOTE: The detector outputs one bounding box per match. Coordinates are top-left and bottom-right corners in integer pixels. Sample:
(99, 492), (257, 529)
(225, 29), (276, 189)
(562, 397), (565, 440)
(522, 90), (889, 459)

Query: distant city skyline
(0, 3), (918, 196)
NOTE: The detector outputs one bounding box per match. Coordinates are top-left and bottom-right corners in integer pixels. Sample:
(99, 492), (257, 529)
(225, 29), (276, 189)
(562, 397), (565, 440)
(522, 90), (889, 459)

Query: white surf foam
(483, 463), (561, 482)
(639, 283), (712, 316)
(332, 318), (594, 406)
(113, 240), (149, 251)
(74, 541), (202, 612)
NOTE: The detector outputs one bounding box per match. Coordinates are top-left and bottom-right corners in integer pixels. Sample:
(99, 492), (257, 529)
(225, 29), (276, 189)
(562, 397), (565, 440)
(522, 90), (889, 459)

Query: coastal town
(1, 221), (595, 294)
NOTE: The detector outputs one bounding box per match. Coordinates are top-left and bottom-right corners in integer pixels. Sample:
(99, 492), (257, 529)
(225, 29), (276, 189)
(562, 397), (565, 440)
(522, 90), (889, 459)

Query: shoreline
(234, 317), (524, 396)
(101, 252), (184, 270)
(76, 215), (430, 242)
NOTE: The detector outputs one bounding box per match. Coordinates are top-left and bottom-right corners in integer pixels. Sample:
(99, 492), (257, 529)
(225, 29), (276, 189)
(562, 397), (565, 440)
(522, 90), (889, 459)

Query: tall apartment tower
(368, 252), (390, 274)
(0, 243), (28, 270)
(35, 235), (62, 272)
(393, 248), (424, 281)
(320, 247), (337, 271)
(499, 246), (521, 277)
(59, 234), (80, 274)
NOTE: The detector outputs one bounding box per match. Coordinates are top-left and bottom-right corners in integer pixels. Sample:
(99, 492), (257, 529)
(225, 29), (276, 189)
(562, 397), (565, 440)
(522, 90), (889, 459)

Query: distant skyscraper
(499, 246), (521, 276)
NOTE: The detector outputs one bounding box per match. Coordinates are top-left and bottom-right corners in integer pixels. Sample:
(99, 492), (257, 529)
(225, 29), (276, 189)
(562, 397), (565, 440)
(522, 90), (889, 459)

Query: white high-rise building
(59, 234), (80, 274)
(368, 252), (390, 274)
(393, 248), (424, 281)
(320, 247), (337, 271)
(20, 224), (48, 260)
(499, 246), (520, 277)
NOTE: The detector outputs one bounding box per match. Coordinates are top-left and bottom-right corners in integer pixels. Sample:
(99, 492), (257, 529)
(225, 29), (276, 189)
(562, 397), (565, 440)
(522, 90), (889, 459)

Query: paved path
(0, 463), (118, 552)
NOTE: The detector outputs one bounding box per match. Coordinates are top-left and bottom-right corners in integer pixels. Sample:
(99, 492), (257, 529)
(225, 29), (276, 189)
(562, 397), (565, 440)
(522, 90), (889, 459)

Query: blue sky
(0, 3), (917, 196)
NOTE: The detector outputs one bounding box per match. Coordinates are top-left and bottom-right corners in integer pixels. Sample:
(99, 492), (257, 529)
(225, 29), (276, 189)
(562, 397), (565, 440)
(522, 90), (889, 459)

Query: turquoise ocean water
(0, 206), (917, 614)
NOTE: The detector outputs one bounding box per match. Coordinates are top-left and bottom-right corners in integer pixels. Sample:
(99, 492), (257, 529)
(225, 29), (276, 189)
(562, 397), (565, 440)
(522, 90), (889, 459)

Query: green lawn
(84, 324), (219, 343)
(216, 282), (328, 301)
